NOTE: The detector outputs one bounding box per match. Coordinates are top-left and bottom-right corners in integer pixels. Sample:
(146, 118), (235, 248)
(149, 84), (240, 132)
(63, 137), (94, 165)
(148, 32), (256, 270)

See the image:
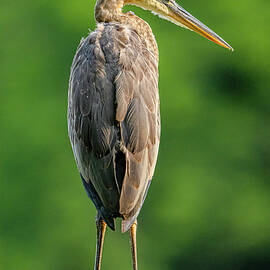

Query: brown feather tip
(122, 218), (134, 233)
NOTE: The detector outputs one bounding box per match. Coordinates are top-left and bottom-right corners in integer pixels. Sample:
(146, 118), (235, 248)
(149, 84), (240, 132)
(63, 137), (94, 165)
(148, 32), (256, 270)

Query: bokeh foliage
(1, 0), (270, 269)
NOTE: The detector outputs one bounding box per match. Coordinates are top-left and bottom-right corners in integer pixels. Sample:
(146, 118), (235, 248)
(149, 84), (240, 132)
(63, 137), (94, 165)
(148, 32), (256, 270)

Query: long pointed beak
(163, 0), (233, 50)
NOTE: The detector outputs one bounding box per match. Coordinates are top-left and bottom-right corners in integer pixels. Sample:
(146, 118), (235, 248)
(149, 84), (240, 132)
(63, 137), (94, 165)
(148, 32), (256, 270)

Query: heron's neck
(95, 0), (159, 59)
(95, 0), (124, 22)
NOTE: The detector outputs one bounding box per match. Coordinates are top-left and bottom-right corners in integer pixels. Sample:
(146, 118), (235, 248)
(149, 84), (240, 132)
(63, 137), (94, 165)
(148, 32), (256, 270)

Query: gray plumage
(68, 22), (160, 232)
(68, 1), (232, 269)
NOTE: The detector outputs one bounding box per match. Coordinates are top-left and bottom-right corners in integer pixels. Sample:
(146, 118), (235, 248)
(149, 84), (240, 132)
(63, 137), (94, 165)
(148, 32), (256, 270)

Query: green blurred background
(1, 0), (270, 269)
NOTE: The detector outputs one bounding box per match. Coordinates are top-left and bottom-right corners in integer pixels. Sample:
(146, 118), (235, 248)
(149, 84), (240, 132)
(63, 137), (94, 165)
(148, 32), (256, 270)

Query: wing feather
(68, 25), (121, 219)
(68, 23), (160, 231)
(113, 27), (160, 229)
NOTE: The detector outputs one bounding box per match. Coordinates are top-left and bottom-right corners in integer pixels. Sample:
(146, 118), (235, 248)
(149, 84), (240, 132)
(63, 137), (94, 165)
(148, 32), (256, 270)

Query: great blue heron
(68, 0), (232, 269)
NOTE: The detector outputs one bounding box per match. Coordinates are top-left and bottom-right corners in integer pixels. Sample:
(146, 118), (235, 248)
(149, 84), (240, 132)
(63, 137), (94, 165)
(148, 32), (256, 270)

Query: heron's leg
(130, 220), (138, 270)
(94, 214), (107, 270)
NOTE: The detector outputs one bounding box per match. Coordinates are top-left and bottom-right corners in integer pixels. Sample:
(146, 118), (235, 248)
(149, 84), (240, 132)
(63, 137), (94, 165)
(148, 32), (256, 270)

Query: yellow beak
(163, 0), (233, 50)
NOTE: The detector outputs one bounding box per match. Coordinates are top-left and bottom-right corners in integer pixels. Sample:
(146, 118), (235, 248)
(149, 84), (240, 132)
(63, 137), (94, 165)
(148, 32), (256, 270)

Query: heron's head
(124, 0), (233, 50)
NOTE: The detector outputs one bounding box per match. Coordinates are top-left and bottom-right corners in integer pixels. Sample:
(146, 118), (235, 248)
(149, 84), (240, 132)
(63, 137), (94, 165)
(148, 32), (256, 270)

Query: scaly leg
(130, 220), (138, 270)
(94, 215), (107, 270)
